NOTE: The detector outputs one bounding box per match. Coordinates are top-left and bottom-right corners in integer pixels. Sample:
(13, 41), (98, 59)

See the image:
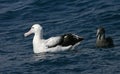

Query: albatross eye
(31, 27), (34, 29)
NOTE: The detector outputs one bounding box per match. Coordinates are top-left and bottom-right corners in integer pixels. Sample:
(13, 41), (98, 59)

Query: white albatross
(24, 24), (83, 53)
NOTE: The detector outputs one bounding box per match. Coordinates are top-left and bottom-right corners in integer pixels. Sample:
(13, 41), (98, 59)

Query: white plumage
(24, 24), (83, 53)
(45, 36), (62, 48)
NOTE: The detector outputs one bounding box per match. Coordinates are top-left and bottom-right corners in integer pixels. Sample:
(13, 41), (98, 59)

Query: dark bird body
(96, 27), (114, 48)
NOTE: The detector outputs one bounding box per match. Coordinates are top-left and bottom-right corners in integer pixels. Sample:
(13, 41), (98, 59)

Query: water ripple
(0, 0), (120, 74)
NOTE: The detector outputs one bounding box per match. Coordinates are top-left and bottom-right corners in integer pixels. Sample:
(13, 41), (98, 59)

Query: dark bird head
(96, 27), (105, 37)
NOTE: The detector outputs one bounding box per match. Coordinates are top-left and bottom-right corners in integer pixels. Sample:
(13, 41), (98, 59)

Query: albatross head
(24, 24), (43, 37)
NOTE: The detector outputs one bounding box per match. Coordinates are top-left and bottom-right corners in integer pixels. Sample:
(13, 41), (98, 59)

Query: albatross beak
(24, 29), (33, 37)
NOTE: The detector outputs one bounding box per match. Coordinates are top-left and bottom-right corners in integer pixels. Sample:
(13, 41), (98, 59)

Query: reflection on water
(33, 53), (55, 61)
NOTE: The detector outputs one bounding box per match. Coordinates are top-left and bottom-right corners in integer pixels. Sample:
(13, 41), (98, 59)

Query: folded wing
(45, 36), (63, 48)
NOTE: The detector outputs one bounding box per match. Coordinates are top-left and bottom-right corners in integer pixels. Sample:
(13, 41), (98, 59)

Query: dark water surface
(0, 0), (120, 74)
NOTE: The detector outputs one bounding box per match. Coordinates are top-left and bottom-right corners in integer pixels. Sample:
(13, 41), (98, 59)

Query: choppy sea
(0, 0), (120, 74)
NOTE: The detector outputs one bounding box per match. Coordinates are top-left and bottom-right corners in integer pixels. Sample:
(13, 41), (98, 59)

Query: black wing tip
(79, 37), (84, 41)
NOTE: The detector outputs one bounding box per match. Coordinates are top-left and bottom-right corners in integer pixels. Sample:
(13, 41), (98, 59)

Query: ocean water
(0, 0), (120, 74)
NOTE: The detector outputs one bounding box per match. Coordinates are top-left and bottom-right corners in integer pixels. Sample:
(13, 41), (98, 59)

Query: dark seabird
(96, 27), (114, 48)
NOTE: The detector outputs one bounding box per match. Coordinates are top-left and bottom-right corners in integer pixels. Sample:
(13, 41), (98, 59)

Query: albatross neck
(32, 31), (44, 53)
(33, 31), (43, 41)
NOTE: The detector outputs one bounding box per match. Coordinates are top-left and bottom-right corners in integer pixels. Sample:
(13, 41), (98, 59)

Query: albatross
(96, 27), (114, 48)
(24, 24), (83, 53)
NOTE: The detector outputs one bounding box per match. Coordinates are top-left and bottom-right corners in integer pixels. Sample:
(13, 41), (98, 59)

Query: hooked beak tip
(24, 29), (33, 37)
(24, 33), (28, 37)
